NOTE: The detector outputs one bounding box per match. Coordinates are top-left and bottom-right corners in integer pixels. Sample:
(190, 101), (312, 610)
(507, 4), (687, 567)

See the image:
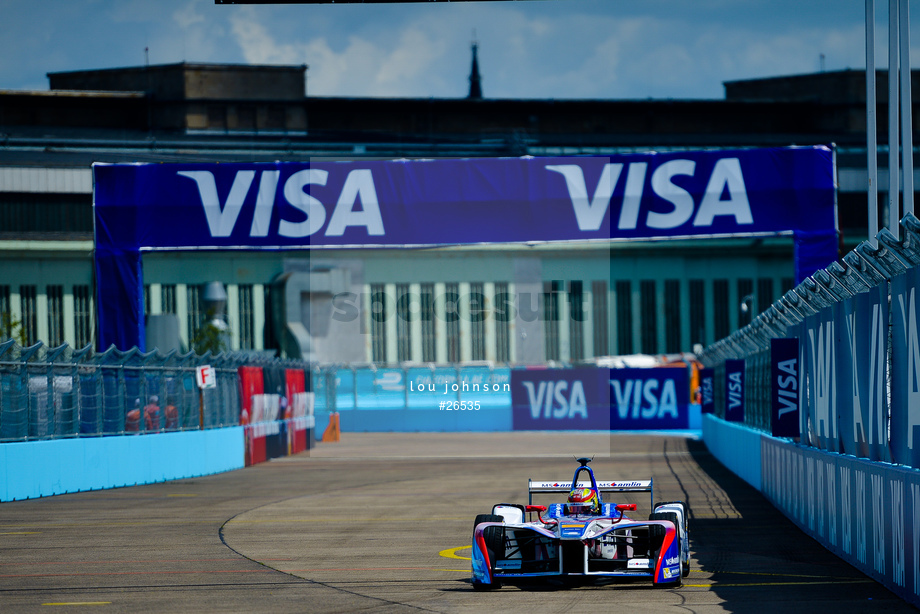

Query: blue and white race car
(471, 457), (689, 589)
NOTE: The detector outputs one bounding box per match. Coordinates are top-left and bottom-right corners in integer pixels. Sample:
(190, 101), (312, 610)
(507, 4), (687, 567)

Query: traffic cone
(323, 412), (340, 442)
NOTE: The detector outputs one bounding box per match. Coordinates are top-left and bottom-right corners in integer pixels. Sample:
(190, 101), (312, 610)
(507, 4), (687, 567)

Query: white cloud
(173, 0), (207, 30)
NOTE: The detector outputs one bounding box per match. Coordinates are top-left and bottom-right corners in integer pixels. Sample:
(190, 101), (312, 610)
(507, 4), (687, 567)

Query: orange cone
(323, 412), (341, 442)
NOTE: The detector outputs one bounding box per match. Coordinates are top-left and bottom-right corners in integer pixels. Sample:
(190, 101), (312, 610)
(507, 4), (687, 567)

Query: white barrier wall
(704, 414), (920, 608)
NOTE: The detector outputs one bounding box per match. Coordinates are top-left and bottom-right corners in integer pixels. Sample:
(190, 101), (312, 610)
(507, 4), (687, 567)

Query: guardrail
(698, 212), (920, 471)
(698, 214), (920, 607)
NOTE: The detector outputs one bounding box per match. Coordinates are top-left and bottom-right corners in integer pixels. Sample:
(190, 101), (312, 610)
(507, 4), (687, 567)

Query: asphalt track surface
(0, 432), (914, 613)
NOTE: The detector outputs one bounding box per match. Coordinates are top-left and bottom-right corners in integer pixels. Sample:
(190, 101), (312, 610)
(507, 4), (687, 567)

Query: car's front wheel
(472, 513), (504, 590)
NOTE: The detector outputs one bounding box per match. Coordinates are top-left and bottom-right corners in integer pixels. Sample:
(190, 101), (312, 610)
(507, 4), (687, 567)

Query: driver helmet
(566, 487), (600, 516)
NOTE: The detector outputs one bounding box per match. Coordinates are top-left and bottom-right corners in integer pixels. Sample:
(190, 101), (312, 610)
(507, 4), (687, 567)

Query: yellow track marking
(439, 545), (472, 561)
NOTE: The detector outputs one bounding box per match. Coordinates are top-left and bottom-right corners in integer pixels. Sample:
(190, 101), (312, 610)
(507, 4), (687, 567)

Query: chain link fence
(0, 339), (253, 442)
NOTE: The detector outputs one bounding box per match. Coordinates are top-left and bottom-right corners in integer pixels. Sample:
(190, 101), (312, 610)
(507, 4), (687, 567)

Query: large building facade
(0, 63), (893, 363)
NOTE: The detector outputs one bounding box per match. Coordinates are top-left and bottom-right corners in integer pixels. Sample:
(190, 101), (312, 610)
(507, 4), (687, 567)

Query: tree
(190, 310), (230, 355)
(0, 311), (27, 345)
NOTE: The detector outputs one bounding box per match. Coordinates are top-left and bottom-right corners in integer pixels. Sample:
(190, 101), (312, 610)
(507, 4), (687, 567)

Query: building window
(470, 282), (486, 361)
(396, 283), (412, 362)
(20, 285), (37, 346)
(0, 285), (12, 342)
(713, 279), (730, 340)
(568, 281), (584, 361)
(445, 283), (461, 362)
(591, 280), (609, 357)
(237, 105), (256, 130)
(161, 284), (177, 314)
(370, 284), (388, 363)
(74, 285), (92, 349)
(263, 285), (278, 352)
(781, 277), (795, 296)
(420, 283), (436, 362)
(738, 278), (754, 327)
(544, 281), (562, 361)
(207, 105), (227, 130)
(640, 280), (657, 354)
(239, 284), (254, 350)
(494, 282), (511, 363)
(266, 105), (286, 130)
(144, 284), (151, 316)
(689, 279), (705, 347)
(187, 285), (202, 345)
(757, 277), (774, 313)
(664, 279), (681, 354)
(47, 285), (64, 347)
(0, 193), (93, 235)
(615, 280), (633, 355)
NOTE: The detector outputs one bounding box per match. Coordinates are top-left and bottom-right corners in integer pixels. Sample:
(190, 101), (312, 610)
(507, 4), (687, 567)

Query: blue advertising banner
(724, 359), (745, 422)
(699, 368), (715, 414)
(511, 367), (690, 431)
(93, 147), (836, 350)
(761, 437), (920, 608)
(891, 268), (920, 469)
(511, 368), (610, 431)
(771, 338), (800, 438)
(803, 305), (839, 452)
(609, 367), (690, 430)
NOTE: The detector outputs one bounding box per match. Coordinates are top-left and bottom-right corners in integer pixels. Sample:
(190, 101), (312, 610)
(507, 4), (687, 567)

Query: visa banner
(93, 147), (836, 351)
(724, 359), (746, 422)
(511, 368), (610, 430)
(771, 338), (800, 438)
(511, 367), (690, 430)
(700, 368), (715, 414)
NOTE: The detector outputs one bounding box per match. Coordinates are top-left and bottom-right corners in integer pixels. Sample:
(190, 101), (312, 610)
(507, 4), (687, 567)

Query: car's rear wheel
(472, 514), (504, 590)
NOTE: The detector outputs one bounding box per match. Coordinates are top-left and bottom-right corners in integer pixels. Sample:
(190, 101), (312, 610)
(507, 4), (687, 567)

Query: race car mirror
(615, 504), (637, 511)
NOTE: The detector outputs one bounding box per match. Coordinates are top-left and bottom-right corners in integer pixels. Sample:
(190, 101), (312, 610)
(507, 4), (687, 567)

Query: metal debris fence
(0, 339), (254, 442)
(698, 213), (920, 470)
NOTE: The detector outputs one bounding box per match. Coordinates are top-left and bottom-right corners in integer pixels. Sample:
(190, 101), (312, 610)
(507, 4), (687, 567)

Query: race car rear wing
(528, 479), (654, 508)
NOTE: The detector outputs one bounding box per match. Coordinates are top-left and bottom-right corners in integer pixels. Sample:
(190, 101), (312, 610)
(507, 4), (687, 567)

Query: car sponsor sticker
(495, 559), (522, 570)
(628, 558), (651, 569)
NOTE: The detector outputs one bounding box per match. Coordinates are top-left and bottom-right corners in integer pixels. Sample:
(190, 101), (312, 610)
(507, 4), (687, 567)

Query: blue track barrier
(0, 427), (244, 502)
(704, 413), (920, 607)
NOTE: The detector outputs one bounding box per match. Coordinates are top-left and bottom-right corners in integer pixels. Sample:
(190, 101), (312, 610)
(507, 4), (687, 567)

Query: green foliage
(190, 311), (229, 355)
(0, 311), (27, 345)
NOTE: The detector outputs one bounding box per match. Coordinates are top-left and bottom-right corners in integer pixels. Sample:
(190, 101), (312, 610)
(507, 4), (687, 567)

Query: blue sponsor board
(771, 338), (800, 438)
(699, 368), (715, 414)
(891, 267), (920, 469)
(512, 368), (610, 430)
(761, 437), (920, 608)
(724, 359), (745, 422)
(93, 147), (836, 350)
(609, 368), (689, 430)
(511, 367), (690, 430)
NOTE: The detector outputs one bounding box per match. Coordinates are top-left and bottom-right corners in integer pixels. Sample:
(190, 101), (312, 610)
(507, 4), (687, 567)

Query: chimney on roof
(468, 40), (482, 100)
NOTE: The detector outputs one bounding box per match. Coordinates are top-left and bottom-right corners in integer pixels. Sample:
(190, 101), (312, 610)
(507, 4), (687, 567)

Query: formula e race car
(471, 458), (689, 590)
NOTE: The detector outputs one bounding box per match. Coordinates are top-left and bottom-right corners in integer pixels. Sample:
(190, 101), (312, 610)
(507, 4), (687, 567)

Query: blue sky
(0, 1), (913, 99)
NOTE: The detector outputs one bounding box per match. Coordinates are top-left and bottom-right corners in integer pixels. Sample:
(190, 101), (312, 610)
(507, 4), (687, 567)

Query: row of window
(1, 276), (793, 358)
(143, 283), (259, 351)
(0, 284), (93, 348)
(367, 277), (794, 364)
(0, 193), (93, 235)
